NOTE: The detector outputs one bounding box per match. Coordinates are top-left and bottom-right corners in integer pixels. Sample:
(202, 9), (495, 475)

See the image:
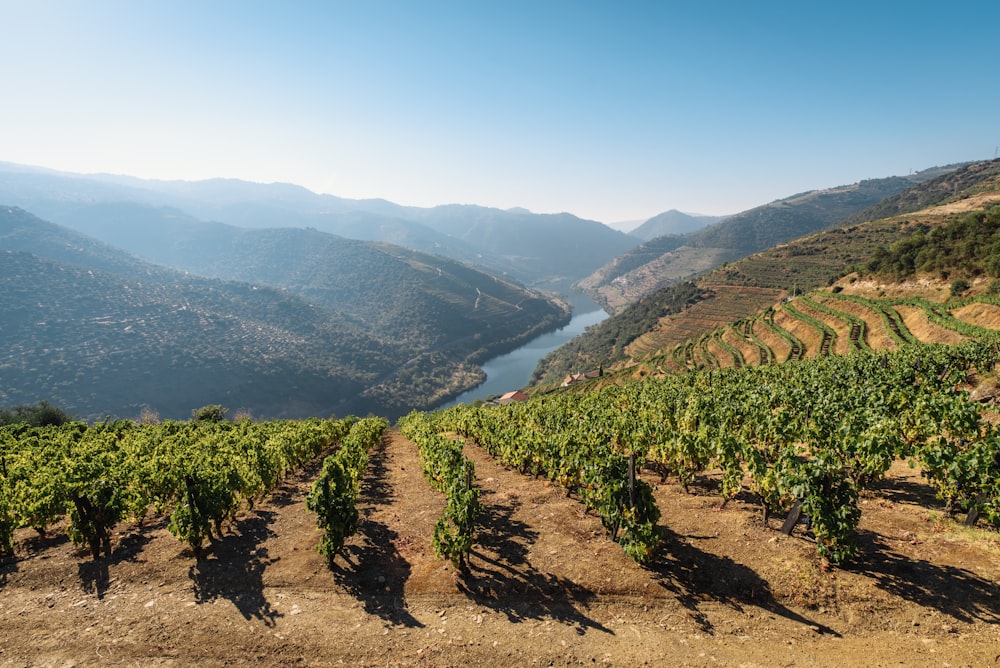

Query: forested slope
(0, 207), (568, 419)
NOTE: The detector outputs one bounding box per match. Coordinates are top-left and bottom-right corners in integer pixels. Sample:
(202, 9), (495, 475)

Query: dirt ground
(2, 430), (999, 667)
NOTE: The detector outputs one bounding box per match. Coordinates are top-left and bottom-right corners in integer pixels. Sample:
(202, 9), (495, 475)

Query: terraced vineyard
(625, 285), (784, 359)
(644, 285), (1000, 374)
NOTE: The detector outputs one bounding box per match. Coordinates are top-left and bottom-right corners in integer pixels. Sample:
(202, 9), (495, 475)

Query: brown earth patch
(812, 293), (900, 351)
(894, 304), (967, 345)
(773, 304), (821, 358)
(954, 301), (1000, 330)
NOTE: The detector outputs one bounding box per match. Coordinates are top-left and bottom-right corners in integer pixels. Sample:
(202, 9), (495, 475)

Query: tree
(0, 400), (71, 427)
(191, 405), (228, 423)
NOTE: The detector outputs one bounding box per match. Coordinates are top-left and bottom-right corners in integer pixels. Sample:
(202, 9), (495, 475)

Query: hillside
(0, 163), (639, 292)
(628, 209), (725, 241)
(0, 207), (568, 419)
(577, 166), (956, 311)
(0, 248), (391, 420)
(9, 205), (569, 356)
(533, 159), (1000, 385)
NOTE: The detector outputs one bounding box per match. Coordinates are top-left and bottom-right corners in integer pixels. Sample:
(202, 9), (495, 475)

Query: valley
(3, 159), (1000, 668)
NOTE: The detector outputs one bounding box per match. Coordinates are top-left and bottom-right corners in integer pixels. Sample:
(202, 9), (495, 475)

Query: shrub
(191, 404), (228, 422)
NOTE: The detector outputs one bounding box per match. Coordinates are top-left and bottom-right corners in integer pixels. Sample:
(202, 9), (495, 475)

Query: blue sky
(2, 1), (998, 222)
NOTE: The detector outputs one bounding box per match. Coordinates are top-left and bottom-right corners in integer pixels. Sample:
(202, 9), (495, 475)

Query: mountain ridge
(576, 166), (960, 312)
(0, 162), (639, 293)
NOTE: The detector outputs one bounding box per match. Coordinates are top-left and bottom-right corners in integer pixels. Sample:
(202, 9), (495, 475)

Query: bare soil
(2, 431), (999, 667)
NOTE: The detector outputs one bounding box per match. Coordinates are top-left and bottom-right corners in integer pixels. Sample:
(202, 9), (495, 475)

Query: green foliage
(433, 340), (1000, 565)
(0, 401), (71, 427)
(865, 206), (1000, 280)
(307, 459), (357, 565)
(431, 394), (662, 564)
(0, 416), (354, 560)
(191, 404), (228, 423)
(399, 412), (481, 570)
(305, 417), (388, 566)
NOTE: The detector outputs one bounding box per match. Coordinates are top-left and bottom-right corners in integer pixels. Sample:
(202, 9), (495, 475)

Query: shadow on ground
(458, 493), (611, 635)
(649, 524), (840, 637)
(77, 519), (158, 599)
(868, 476), (940, 507)
(188, 510), (282, 626)
(852, 532), (1000, 624)
(336, 437), (423, 628)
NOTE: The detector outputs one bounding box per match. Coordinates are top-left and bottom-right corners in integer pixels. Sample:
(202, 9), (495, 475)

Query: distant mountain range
(0, 163), (638, 294)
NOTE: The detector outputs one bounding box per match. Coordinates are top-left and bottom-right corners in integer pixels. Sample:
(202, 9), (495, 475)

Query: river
(441, 297), (608, 408)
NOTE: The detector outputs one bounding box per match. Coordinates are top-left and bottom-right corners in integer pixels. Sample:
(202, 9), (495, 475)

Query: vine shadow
(269, 456), (327, 508)
(188, 509), (281, 626)
(851, 532), (1000, 624)
(335, 440), (422, 628)
(649, 524), (840, 637)
(457, 497), (611, 635)
(0, 555), (15, 589)
(77, 518), (159, 599)
(867, 476), (940, 507)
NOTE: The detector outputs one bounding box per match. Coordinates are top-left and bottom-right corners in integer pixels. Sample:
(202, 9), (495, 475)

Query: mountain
(5, 201), (569, 354)
(0, 162), (639, 293)
(0, 208), (395, 420)
(629, 210), (725, 241)
(576, 167), (959, 311)
(532, 159), (1000, 385)
(0, 207), (569, 420)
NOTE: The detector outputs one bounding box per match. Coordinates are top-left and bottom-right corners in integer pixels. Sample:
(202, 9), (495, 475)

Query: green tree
(0, 401), (71, 427)
(191, 405), (228, 423)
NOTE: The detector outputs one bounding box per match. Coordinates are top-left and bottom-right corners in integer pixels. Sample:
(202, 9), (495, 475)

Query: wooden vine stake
(628, 453), (637, 510)
(781, 500), (804, 535)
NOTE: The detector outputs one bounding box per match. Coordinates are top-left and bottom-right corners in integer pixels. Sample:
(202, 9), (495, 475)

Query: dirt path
(1, 431), (999, 666)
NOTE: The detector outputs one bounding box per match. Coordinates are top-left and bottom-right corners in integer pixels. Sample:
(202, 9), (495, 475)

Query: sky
(2, 1), (998, 223)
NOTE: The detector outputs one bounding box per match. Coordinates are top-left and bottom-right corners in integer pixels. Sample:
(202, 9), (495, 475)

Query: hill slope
(0, 207), (568, 419)
(0, 247), (390, 420)
(629, 209), (725, 240)
(534, 159), (1000, 385)
(577, 167), (957, 311)
(8, 203), (569, 355)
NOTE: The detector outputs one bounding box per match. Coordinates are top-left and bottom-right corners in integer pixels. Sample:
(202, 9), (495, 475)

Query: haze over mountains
(0, 163), (637, 295)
